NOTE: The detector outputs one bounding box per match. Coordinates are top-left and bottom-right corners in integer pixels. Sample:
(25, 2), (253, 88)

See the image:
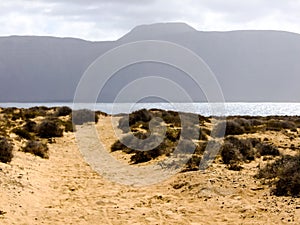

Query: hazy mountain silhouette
(0, 22), (300, 102)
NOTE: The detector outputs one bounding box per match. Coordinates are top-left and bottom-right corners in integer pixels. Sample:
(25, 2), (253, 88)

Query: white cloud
(0, 0), (300, 41)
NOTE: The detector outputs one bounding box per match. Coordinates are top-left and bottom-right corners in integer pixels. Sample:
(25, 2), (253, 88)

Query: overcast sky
(1, 0), (300, 41)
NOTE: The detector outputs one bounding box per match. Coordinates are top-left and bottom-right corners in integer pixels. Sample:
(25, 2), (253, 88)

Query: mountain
(0, 23), (300, 102)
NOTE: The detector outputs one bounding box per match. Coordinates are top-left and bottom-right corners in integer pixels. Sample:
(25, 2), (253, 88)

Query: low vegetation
(36, 119), (63, 138)
(0, 107), (101, 163)
(256, 154), (300, 197)
(12, 128), (33, 140)
(22, 140), (49, 159)
(72, 109), (99, 125)
(0, 136), (13, 163)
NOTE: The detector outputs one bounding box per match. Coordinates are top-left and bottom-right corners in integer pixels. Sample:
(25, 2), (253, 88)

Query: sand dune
(1, 114), (300, 224)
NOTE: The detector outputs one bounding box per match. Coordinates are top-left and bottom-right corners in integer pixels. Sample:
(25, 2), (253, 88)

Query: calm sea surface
(1, 102), (300, 116)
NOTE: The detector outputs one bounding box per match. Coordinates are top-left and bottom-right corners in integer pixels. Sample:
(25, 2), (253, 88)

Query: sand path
(1, 115), (300, 224)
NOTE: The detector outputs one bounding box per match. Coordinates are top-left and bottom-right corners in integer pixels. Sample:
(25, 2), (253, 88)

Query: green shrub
(36, 119), (63, 138)
(72, 109), (99, 125)
(0, 136), (13, 163)
(256, 154), (300, 196)
(22, 140), (49, 158)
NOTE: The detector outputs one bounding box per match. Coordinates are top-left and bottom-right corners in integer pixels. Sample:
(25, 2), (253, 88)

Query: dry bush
(0, 136), (13, 163)
(12, 128), (33, 140)
(22, 140), (49, 159)
(129, 109), (152, 124)
(266, 119), (296, 131)
(256, 154), (300, 196)
(36, 119), (63, 138)
(55, 106), (72, 117)
(23, 120), (37, 132)
(256, 143), (280, 156)
(161, 111), (181, 126)
(61, 119), (75, 132)
(72, 109), (99, 125)
(221, 142), (242, 164)
(214, 120), (245, 137)
(166, 128), (181, 142)
(225, 137), (255, 161)
(23, 106), (48, 119)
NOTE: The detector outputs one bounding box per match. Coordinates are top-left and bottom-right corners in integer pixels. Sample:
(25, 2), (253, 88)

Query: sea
(1, 102), (300, 117)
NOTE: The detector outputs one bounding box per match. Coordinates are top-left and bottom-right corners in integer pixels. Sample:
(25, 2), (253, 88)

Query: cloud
(0, 0), (300, 41)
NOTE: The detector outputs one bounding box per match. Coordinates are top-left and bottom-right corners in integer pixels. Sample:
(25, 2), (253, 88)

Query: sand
(1, 115), (300, 224)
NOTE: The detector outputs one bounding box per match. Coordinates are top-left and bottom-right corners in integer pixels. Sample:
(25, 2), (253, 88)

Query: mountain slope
(0, 23), (300, 102)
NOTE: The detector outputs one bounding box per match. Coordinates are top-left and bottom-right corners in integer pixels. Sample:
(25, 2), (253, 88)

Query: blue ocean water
(1, 102), (300, 116)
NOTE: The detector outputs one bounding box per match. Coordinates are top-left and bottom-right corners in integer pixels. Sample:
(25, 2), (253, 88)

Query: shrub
(256, 143), (280, 156)
(200, 128), (210, 140)
(225, 137), (255, 161)
(23, 120), (37, 132)
(36, 119), (63, 138)
(12, 128), (33, 140)
(131, 121), (150, 132)
(61, 119), (75, 132)
(111, 140), (126, 152)
(11, 112), (24, 121)
(129, 109), (152, 125)
(24, 106), (48, 119)
(181, 155), (202, 172)
(181, 126), (199, 140)
(118, 117), (130, 133)
(56, 106), (72, 117)
(266, 119), (296, 131)
(234, 118), (252, 132)
(0, 136), (13, 163)
(225, 120), (245, 135)
(72, 109), (99, 125)
(166, 128), (181, 142)
(22, 140), (49, 158)
(161, 111), (181, 126)
(0, 126), (7, 137)
(214, 120), (245, 137)
(256, 154), (300, 196)
(220, 142), (242, 164)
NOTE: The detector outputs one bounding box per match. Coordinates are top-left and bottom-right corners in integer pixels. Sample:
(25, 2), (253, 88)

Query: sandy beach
(1, 108), (300, 225)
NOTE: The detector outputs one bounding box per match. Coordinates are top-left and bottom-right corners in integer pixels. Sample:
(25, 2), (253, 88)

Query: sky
(1, 0), (300, 41)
